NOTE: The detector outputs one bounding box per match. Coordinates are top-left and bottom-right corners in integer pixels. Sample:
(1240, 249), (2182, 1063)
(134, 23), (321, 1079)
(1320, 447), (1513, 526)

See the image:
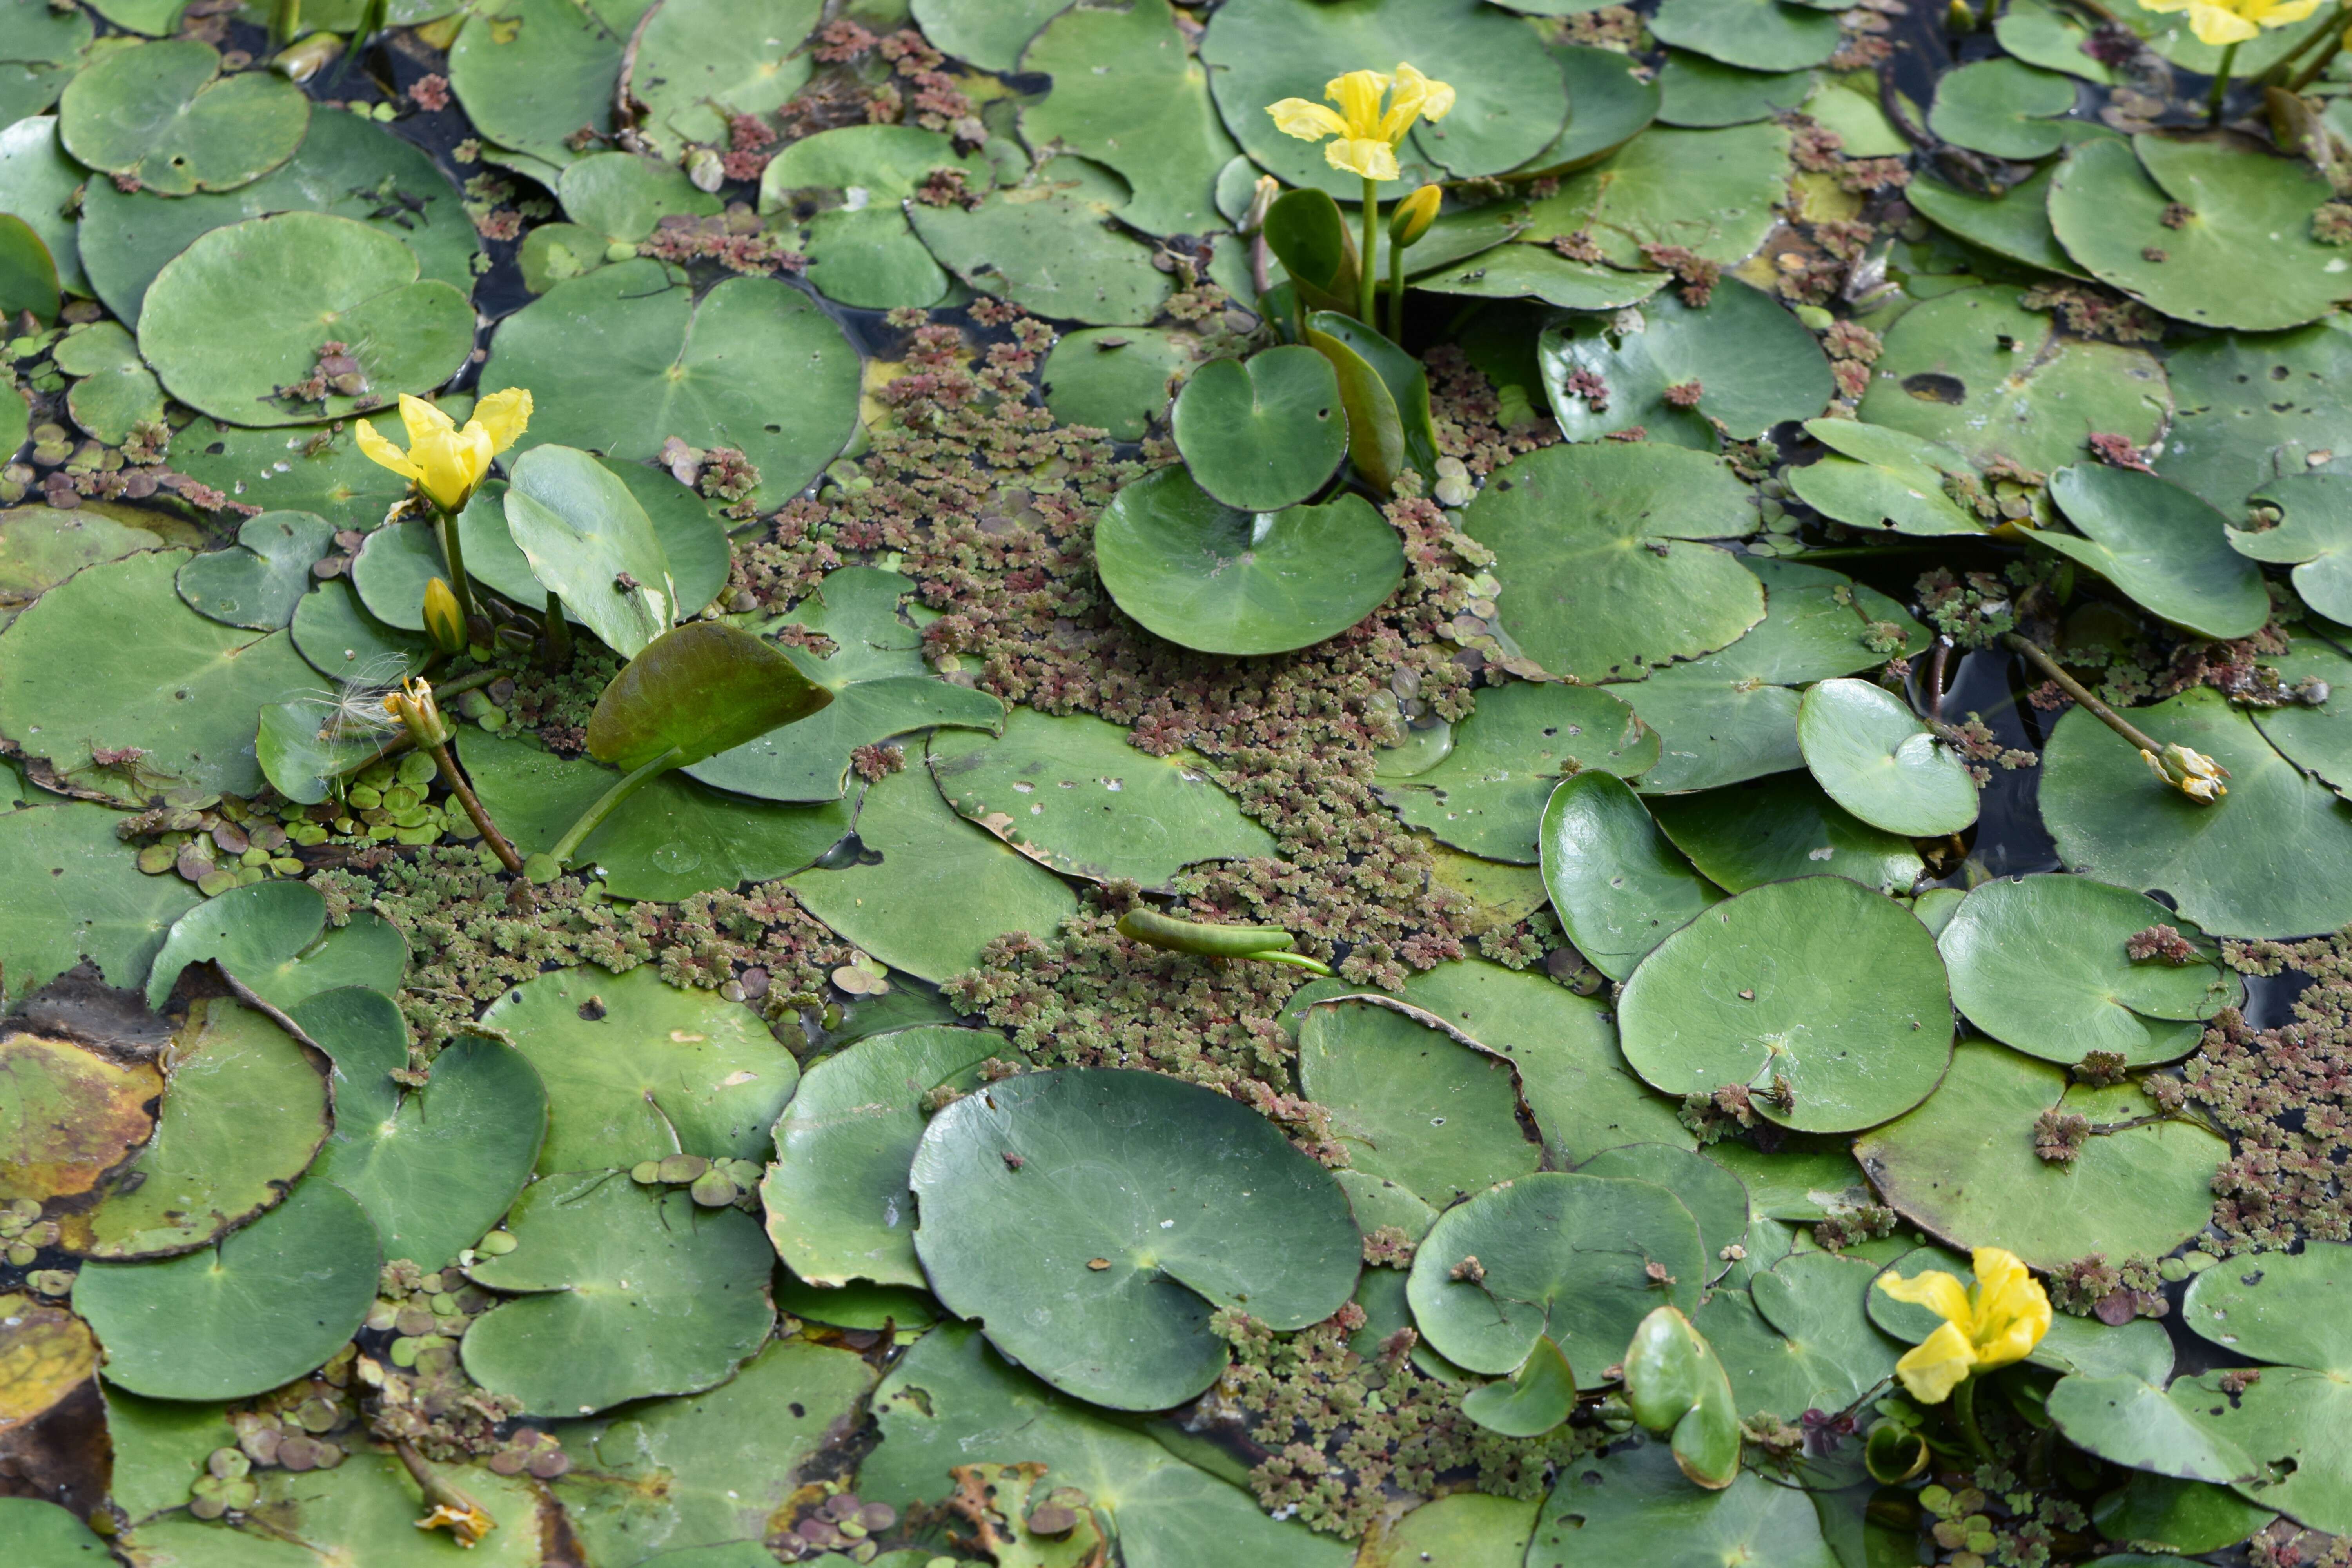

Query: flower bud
(1389, 184), (1441, 249)
(2140, 743), (2229, 804)
(421, 577), (466, 656)
(384, 679), (453, 751)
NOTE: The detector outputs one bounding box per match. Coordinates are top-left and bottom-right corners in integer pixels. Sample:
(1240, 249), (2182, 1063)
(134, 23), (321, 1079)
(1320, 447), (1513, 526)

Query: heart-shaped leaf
(1171, 348), (1347, 512)
(503, 444), (676, 659)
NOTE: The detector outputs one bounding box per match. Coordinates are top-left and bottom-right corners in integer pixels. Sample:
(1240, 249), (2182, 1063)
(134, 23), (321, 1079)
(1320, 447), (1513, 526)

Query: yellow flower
(355, 388), (533, 514)
(383, 677), (452, 751)
(1875, 1248), (2051, 1405)
(1390, 184), (1442, 247)
(2140, 0), (2320, 47)
(1267, 64), (1455, 183)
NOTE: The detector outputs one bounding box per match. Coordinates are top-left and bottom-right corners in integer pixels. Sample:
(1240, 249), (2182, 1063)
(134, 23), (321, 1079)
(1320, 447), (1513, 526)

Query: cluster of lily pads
(11, 0), (2352, 1565)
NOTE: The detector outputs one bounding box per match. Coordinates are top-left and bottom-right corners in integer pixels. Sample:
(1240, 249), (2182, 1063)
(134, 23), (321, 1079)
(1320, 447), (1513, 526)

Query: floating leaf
(1523, 122), (1791, 270)
(1649, 0), (1839, 71)
(174, 511), (333, 632)
(57, 39), (307, 195)
(2157, 323), (2352, 510)
(503, 444), (676, 659)
(910, 1067), (1360, 1410)
(464, 1171), (775, 1417)
(622, 0), (820, 160)
(1785, 418), (1987, 538)
(1855, 1042), (2228, 1270)
(73, 1176), (377, 1401)
(0, 802), (200, 1003)
(1463, 1333), (1577, 1438)
(1539, 771), (1724, 981)
(2231, 474), (2352, 623)
(446, 0), (646, 173)
(908, 0), (1070, 71)
(908, 157), (1173, 327)
(1412, 244), (1668, 311)
(1650, 772), (1925, 895)
(1093, 466), (1405, 657)
(1299, 998), (1540, 1208)
(1516, 44), (1659, 174)
(1378, 682), (1655, 863)
(144, 877), (407, 1011)
(1171, 348), (1347, 512)
(0, 117), (89, 297)
(1038, 327), (1196, 441)
(2037, 465), (2269, 639)
(1529, 1441), (1840, 1568)
(1927, 59), (2078, 160)
(1796, 677), (1980, 837)
(1655, 53), (1813, 129)
(1906, 165), (2087, 281)
(478, 964), (798, 1176)
(0, 1033), (159, 1204)
(1539, 278), (1832, 446)
(1696, 1252), (1901, 1421)
(928, 708), (1274, 886)
(1617, 875), (1953, 1133)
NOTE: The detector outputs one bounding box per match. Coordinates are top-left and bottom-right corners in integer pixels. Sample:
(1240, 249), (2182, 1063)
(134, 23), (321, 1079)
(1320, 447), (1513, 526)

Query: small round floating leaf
(1938, 875), (2239, 1067)
(1539, 277), (1832, 446)
(174, 511), (332, 631)
(479, 964), (798, 1175)
(1539, 771), (1725, 982)
(1465, 442), (1761, 683)
(446, 0), (636, 172)
(906, 158), (1174, 327)
(1039, 328), (1194, 441)
(465, 1172), (775, 1418)
(911, 1067), (1360, 1410)
(1171, 348), (1347, 513)
(1996, 0), (2115, 81)
(1797, 677), (1979, 837)
(0, 802), (200, 1004)
(1094, 466), (1405, 657)
(74, 1177), (377, 1401)
(1408, 1172), (1706, 1379)
(761, 1025), (1001, 1290)
(1299, 998), (1541, 1209)
(1379, 682), (1656, 863)
(928, 708), (1275, 887)
(1650, 773), (1924, 895)
(138, 212), (474, 428)
(1529, 1440), (1840, 1568)
(1359, 1494), (1535, 1568)
(58, 40), (307, 196)
(2040, 687), (2352, 938)
(1785, 418), (1987, 537)
(144, 877), (406, 1012)
(1577, 1143), (1749, 1276)
(1927, 59), (2078, 160)
(1617, 875), (1953, 1134)
(2246, 641), (2352, 795)
(622, 0), (820, 160)
(2037, 466), (2269, 639)
(1462, 1334), (1577, 1438)
(1649, 0), (1840, 71)
(1854, 1042), (2229, 1270)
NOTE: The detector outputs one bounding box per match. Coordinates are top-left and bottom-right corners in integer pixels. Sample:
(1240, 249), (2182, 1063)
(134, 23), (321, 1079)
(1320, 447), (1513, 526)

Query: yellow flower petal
(1380, 63), (1455, 141)
(1323, 136), (1399, 181)
(353, 415), (419, 483)
(396, 392), (456, 448)
(471, 387), (533, 455)
(1968, 1247), (2051, 1371)
(411, 421), (492, 514)
(1876, 1266), (1972, 1326)
(1327, 69), (1391, 140)
(1895, 1320), (1979, 1405)
(1269, 97), (1350, 142)
(2187, 0), (2262, 41)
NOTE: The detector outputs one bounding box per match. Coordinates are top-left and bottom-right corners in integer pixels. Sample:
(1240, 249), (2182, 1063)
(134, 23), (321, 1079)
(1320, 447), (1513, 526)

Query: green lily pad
(2233, 474), (2352, 622)
(0, 550), (314, 802)
(1039, 327), (1195, 441)
(1466, 441), (1761, 682)
(1655, 53), (1813, 129)
(1855, 287), (2169, 473)
(587, 620), (833, 775)
(478, 963), (798, 1174)
(1200, 0), (1566, 199)
(465, 731), (855, 902)
(2049, 132), (2352, 332)
(1020, 0), (1236, 237)
(58, 39), (307, 196)
(175, 511), (334, 631)
(1576, 1143), (1749, 1276)
(1463, 1332), (1578, 1437)
(170, 404), (438, 524)
(2036, 465), (2269, 638)
(552, 151), (720, 247)
(1906, 165), (2088, 281)
(2245, 641), (2352, 794)
(1650, 0), (1839, 71)
(1093, 466), (1405, 657)
(772, 1274), (940, 1332)
(0, 118), (87, 298)
(1171, 348), (1347, 512)
(1396, 958), (1695, 1163)
(1854, 1041), (2227, 1270)
(1523, 122), (1791, 270)
(1406, 1171), (1705, 1379)
(1377, 682), (1656, 863)
(861, 1322), (1354, 1568)
(253, 686), (384, 807)
(2040, 687), (2352, 938)
(0, 210), (55, 323)
(312, 1032), (545, 1271)
(144, 878), (406, 1011)
(481, 260), (861, 511)
(464, 1171), (775, 1417)
(1650, 772), (1925, 894)
(1996, 0), (2115, 82)
(2094, 1474), (2275, 1553)
(0, 801), (200, 1003)
(910, 1067), (1360, 1409)
(447, 0), (651, 172)
(79, 108), (480, 330)
(1938, 874), (2239, 1067)
(622, 0), (819, 160)
(1928, 59), (2078, 160)
(1540, 277), (1831, 446)
(62, 996), (328, 1259)
(1618, 875), (1953, 1133)
(0, 1030), (160, 1205)
(73, 1176), (377, 1401)
(516, 221), (612, 295)
(552, 1335), (878, 1566)
(1299, 998), (1541, 1207)
(907, 156), (1172, 327)
(1539, 771), (1725, 981)
(761, 1025), (1001, 1290)
(1796, 676), (1980, 837)
(2156, 322), (2352, 510)
(1786, 418), (1987, 537)
(1529, 1439), (1840, 1568)
(289, 577), (430, 684)
(1696, 1250), (1901, 1419)
(1515, 44), (1660, 175)
(909, 0), (1070, 71)
(1361, 1494), (1535, 1568)
(0, 1499), (111, 1561)
(502, 444), (676, 658)
(1411, 244), (1669, 311)
(138, 212), (475, 428)
(927, 708), (1274, 886)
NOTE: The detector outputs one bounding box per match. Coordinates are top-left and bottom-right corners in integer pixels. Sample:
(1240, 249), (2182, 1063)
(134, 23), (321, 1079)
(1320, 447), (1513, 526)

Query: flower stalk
(385, 679), (524, 874)
(2000, 632), (2228, 802)
(2210, 40), (2242, 118)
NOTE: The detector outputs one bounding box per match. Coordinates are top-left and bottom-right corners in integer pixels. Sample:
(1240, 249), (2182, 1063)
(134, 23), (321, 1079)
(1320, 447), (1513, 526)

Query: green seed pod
(1114, 909), (1333, 974)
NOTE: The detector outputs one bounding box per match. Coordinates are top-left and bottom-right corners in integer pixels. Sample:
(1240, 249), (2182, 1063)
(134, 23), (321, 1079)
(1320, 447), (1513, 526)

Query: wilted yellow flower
(383, 677), (452, 751)
(355, 388), (533, 514)
(1390, 184), (1442, 247)
(1268, 64), (1455, 182)
(417, 1499), (495, 1549)
(1875, 1247), (2051, 1405)
(2141, 742), (2230, 804)
(2141, 0), (2319, 46)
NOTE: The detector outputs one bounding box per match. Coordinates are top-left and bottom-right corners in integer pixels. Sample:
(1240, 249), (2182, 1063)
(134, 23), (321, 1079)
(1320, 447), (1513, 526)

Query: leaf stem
(2288, 4), (2352, 90)
(1999, 632), (2166, 756)
(2209, 40), (2241, 122)
(543, 746), (687, 872)
(1359, 177), (1380, 326)
(434, 503), (477, 627)
(328, 666), (504, 780)
(1388, 218), (1408, 341)
(427, 738), (523, 873)
(1951, 1376), (1994, 1463)
(542, 589), (572, 671)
